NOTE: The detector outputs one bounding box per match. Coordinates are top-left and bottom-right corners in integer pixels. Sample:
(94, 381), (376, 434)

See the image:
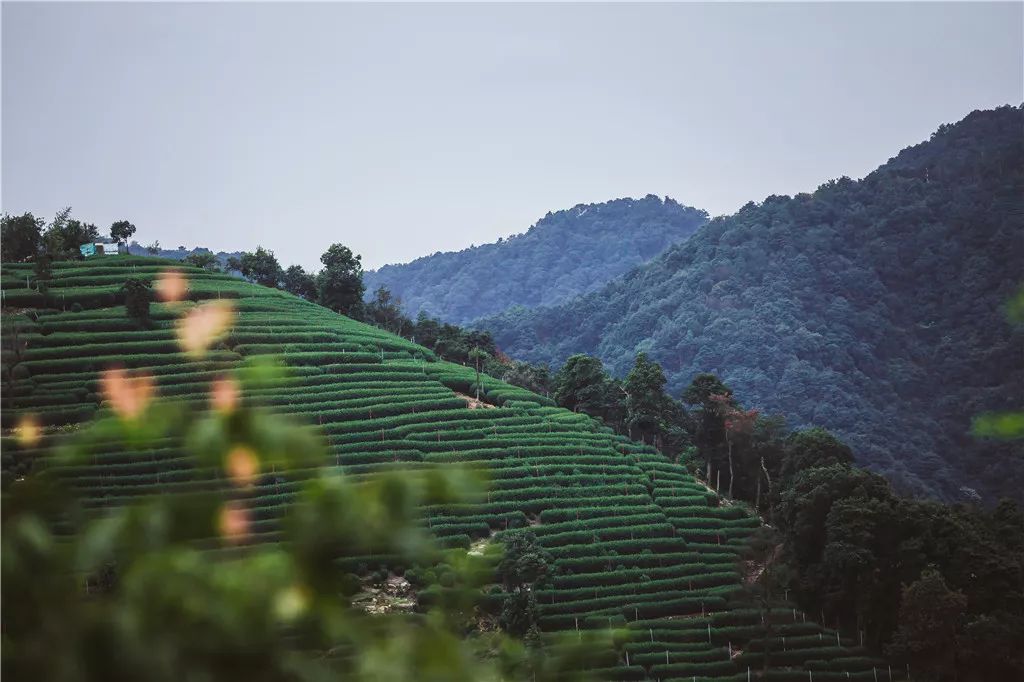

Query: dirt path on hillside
(454, 392), (496, 409)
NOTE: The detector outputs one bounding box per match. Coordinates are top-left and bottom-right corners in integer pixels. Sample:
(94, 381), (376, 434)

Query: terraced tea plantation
(1, 257), (903, 681)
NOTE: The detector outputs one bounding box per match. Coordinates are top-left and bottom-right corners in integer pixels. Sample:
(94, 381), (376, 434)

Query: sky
(2, 2), (1022, 271)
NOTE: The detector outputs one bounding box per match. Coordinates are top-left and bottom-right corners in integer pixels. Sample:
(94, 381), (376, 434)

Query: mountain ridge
(477, 104), (1024, 503)
(364, 195), (708, 324)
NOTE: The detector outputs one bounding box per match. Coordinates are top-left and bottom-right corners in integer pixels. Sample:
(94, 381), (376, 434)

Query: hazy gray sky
(3, 2), (1022, 270)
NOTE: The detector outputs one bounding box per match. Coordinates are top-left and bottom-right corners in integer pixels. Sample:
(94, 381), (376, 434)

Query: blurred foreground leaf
(973, 411), (1024, 440)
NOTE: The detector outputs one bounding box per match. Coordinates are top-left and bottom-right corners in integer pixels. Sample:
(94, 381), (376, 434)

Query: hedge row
(530, 523), (676, 549)
(507, 513), (666, 539)
(554, 549), (737, 575)
(551, 562), (737, 590)
(540, 570), (738, 605)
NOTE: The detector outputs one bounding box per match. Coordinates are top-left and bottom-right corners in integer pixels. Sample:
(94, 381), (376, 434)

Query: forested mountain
(364, 196), (708, 323)
(478, 105), (1024, 503)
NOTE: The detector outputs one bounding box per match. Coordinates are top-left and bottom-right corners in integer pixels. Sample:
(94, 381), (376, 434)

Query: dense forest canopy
(364, 196), (708, 324)
(477, 105), (1024, 504)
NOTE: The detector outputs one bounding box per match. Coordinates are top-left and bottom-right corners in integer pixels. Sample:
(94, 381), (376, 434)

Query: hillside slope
(1, 257), (898, 680)
(478, 105), (1024, 503)
(364, 195), (708, 324)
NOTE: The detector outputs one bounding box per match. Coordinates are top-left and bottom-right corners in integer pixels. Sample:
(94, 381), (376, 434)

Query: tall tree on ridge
(184, 252), (221, 271)
(239, 246), (284, 288)
(624, 352), (668, 445)
(715, 396), (759, 499)
(43, 208), (98, 260)
(317, 243), (365, 317)
(682, 373), (735, 482)
(365, 286), (406, 334)
(281, 265), (318, 302)
(110, 220), (137, 254)
(553, 354), (611, 416)
(1, 213), (44, 262)
(888, 568), (967, 682)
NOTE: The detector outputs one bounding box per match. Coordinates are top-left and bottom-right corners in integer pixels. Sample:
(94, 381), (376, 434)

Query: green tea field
(1, 257), (903, 681)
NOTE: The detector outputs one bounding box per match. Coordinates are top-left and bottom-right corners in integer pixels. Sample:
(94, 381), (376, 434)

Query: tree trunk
(755, 468), (762, 512)
(474, 356), (481, 400)
(760, 456), (774, 524)
(727, 439), (734, 499)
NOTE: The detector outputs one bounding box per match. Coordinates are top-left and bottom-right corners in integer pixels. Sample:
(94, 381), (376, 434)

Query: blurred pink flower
(219, 501), (250, 545)
(155, 268), (188, 303)
(225, 445), (260, 488)
(211, 376), (240, 414)
(101, 367), (155, 420)
(177, 300), (235, 356)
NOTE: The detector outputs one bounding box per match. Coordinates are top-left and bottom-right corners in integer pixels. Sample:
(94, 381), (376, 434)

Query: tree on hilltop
(624, 352), (669, 445)
(238, 246), (283, 288)
(1, 213), (43, 262)
(282, 265), (318, 302)
(365, 286), (407, 334)
(110, 220), (137, 253)
(317, 243), (364, 317)
(43, 208), (99, 260)
(184, 252), (221, 271)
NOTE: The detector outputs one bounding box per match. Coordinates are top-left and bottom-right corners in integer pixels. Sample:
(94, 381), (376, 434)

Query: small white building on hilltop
(79, 242), (123, 257)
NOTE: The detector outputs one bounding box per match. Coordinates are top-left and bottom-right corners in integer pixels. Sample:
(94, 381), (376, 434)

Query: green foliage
(1, 212), (44, 262)
(624, 353), (672, 444)
(366, 286), (409, 335)
(553, 355), (619, 419)
(183, 251), (221, 271)
(239, 246), (284, 288)
(887, 569), (967, 681)
(500, 590), (540, 638)
(2, 256), (928, 681)
(485, 359), (551, 397)
(1006, 284), (1024, 326)
(281, 264), (317, 302)
(541, 342), (1023, 681)
(972, 411), (1024, 439)
(366, 195), (708, 324)
(110, 219), (137, 251)
(0, 297), (617, 681)
(498, 532), (552, 593)
(42, 208), (100, 260)
(33, 252), (53, 292)
(397, 311), (499, 367)
(971, 286), (1024, 441)
(0, 372), (537, 681)
(780, 428), (854, 485)
(317, 243), (365, 317)
(775, 458), (1024, 679)
(120, 278), (152, 321)
(481, 105), (1024, 503)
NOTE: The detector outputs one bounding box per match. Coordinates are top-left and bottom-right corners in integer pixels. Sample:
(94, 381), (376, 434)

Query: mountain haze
(364, 196), (708, 324)
(478, 105), (1024, 503)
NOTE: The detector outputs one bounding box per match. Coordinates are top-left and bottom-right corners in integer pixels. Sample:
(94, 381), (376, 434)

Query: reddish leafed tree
(711, 393), (759, 499)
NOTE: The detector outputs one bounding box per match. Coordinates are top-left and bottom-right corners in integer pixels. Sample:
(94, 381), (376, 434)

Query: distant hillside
(364, 195), (708, 324)
(127, 242), (243, 268)
(478, 105), (1024, 503)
